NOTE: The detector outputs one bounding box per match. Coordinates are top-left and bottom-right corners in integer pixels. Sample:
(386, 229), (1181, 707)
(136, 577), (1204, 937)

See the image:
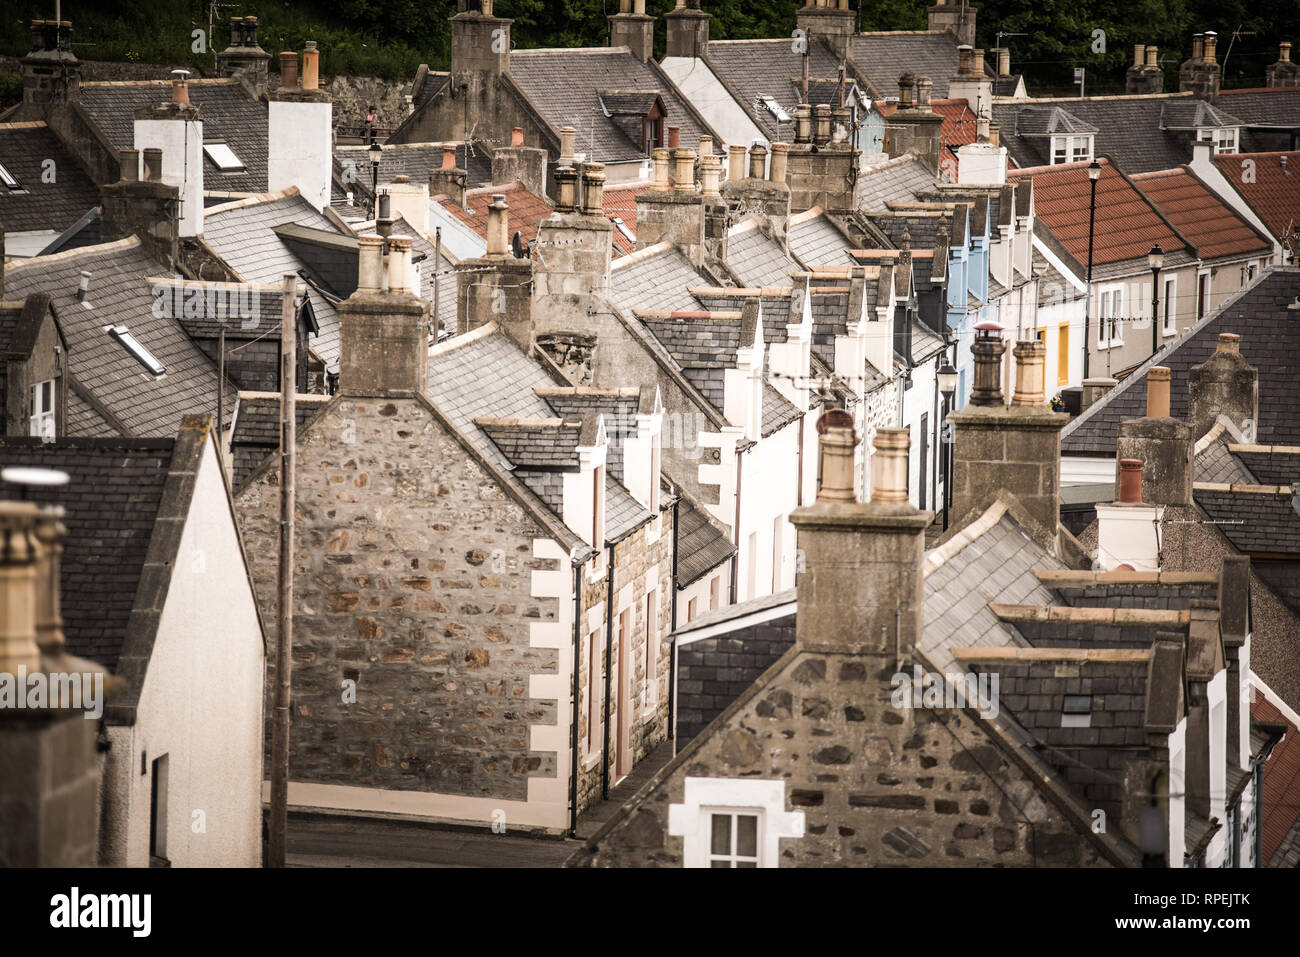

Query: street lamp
(1083, 159), (1102, 380)
(937, 360), (958, 531)
(1148, 243), (1165, 356)
(368, 137), (383, 221)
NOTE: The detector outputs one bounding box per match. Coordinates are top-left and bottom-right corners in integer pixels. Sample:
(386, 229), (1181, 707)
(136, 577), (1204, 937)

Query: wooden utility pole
(268, 274), (297, 867)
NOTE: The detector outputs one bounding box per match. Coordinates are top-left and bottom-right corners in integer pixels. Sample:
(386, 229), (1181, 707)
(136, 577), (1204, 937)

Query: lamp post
(937, 360), (957, 532)
(1148, 243), (1164, 357)
(1083, 159), (1101, 380)
(368, 137), (382, 222)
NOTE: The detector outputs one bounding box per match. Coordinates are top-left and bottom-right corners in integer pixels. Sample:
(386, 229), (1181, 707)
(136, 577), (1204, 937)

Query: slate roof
(0, 437), (174, 669)
(478, 419), (583, 470)
(640, 313), (742, 410)
(1193, 428), (1255, 485)
(37, 207), (103, 256)
(1008, 159), (1187, 268)
(1159, 99), (1245, 130)
(994, 95), (1205, 175)
(1131, 167), (1271, 261)
(202, 190), (345, 371)
(704, 39), (860, 140)
(609, 243), (704, 312)
(761, 381), (803, 437)
(4, 238), (235, 438)
(920, 502), (1065, 670)
(154, 280), (297, 340)
(856, 154), (936, 211)
(0, 122), (100, 234)
(788, 210), (853, 267)
(728, 221), (797, 287)
(1062, 267), (1300, 455)
(76, 79), (268, 191)
(230, 393), (331, 489)
(539, 389), (639, 481)
(1210, 151), (1300, 253)
(851, 32), (959, 100)
(1193, 484), (1300, 555)
(1232, 445), (1300, 485)
(675, 494), (737, 587)
(508, 48), (719, 164)
(1215, 88), (1300, 151)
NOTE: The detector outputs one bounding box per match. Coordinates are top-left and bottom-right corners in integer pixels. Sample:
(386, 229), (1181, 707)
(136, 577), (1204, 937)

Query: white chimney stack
(268, 44), (333, 211)
(1096, 459), (1164, 572)
(132, 73), (203, 238)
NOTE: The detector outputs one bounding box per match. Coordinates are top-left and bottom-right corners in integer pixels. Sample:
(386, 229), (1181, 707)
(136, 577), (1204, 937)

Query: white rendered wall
(269, 99), (333, 212)
(134, 117), (204, 237)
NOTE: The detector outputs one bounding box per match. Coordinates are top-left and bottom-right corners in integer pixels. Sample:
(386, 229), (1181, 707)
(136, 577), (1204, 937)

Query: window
(709, 575), (720, 611)
(1052, 137), (1067, 165)
(149, 754), (169, 864)
(611, 217), (636, 245)
(747, 531), (758, 599)
(591, 465), (606, 573)
(1097, 286), (1124, 348)
(586, 631), (602, 760)
(687, 597), (698, 622)
(1071, 136), (1092, 163)
(668, 777), (805, 868)
(109, 325), (166, 375)
(643, 588), (658, 711)
(29, 379), (55, 440)
(1062, 694), (1092, 728)
(1057, 321), (1070, 385)
(1213, 128), (1238, 154)
(1162, 277), (1177, 335)
(0, 160), (22, 191)
(707, 811), (760, 867)
(203, 142), (246, 172)
(771, 516), (783, 593)
(761, 96), (791, 124)
(1197, 272), (1210, 319)
(649, 433), (661, 512)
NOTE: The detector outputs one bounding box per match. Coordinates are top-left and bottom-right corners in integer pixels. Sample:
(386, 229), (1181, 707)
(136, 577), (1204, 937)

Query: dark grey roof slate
(479, 419), (582, 470)
(230, 394), (328, 489)
(789, 213), (852, 266)
(761, 381), (802, 437)
(1062, 267), (1300, 454)
(609, 246), (703, 312)
(1233, 447), (1300, 486)
(0, 122), (100, 234)
(1193, 486), (1300, 555)
(728, 223), (796, 287)
(704, 39), (855, 140)
(676, 495), (736, 587)
(851, 32), (958, 99)
(1194, 433), (1255, 485)
(856, 155), (935, 211)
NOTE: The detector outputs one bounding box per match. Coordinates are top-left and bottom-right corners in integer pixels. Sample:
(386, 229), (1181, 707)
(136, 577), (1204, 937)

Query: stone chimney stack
(430, 144), (468, 207)
(1218, 555), (1251, 772)
(636, 146), (706, 265)
(0, 502), (105, 866)
(100, 148), (181, 268)
(796, 0), (856, 60)
(132, 82), (204, 239)
(19, 19), (80, 120)
(609, 0), (655, 64)
(1127, 43), (1165, 94)
(996, 47), (1011, 77)
(455, 194), (535, 351)
(885, 74), (945, 175)
(665, 0), (711, 58)
(268, 43), (333, 212)
(1115, 367), (1193, 506)
(949, 336), (1069, 551)
(340, 236), (429, 396)
(451, 0), (512, 82)
(950, 48), (994, 119)
(1096, 459), (1165, 572)
(720, 142), (793, 247)
(216, 16), (270, 98)
(1187, 333), (1259, 442)
(1267, 41), (1300, 87)
(700, 151), (729, 267)
(534, 165), (615, 338)
(787, 99), (859, 214)
(491, 128), (548, 199)
(927, 0), (976, 47)
(790, 421), (932, 657)
(1180, 30), (1221, 98)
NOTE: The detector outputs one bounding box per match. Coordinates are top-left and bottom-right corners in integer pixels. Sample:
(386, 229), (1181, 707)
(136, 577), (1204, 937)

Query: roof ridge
(924, 496), (1010, 577)
(428, 320), (499, 355)
(204, 185), (303, 217)
(7, 234), (141, 274)
(609, 239), (675, 271)
(0, 120), (48, 130)
(82, 78), (239, 87)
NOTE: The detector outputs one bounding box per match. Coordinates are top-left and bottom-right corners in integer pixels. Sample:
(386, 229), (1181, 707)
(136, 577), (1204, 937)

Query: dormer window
(1051, 135), (1093, 165)
(643, 114), (663, 154)
(1213, 128), (1238, 154)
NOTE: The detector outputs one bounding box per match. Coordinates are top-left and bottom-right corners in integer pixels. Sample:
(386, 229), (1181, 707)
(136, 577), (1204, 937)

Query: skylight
(611, 217), (636, 244)
(0, 160), (21, 191)
(761, 97), (791, 123)
(203, 142), (246, 172)
(109, 325), (166, 376)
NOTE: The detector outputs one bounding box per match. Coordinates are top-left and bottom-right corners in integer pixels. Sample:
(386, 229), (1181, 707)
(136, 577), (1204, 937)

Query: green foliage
(0, 0), (1293, 89)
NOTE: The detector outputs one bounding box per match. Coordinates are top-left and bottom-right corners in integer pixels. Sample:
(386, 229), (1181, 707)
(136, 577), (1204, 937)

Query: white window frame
(1070, 135), (1092, 163)
(1213, 128), (1239, 154)
(1196, 269), (1211, 319)
(203, 141), (246, 172)
(642, 586), (659, 715)
(584, 629), (603, 769)
(1051, 136), (1067, 165)
(0, 160), (23, 191)
(1096, 284), (1125, 349)
(668, 777), (805, 868)
(702, 809), (762, 867)
(29, 378), (55, 440)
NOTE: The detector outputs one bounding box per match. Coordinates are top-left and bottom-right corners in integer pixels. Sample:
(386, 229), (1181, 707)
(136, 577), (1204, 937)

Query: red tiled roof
(1008, 157), (1185, 267)
(1211, 151), (1300, 254)
(439, 181), (555, 249)
(931, 98), (979, 182)
(603, 182), (642, 257)
(1132, 167), (1271, 261)
(1252, 695), (1300, 867)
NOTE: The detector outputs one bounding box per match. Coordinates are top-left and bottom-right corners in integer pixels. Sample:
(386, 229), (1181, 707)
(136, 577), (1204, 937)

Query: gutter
(602, 542), (615, 800)
(568, 557), (583, 837)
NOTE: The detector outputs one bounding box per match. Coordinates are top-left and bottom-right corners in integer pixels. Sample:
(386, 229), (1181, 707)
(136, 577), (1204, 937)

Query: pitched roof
(202, 189), (345, 371)
(1193, 483), (1300, 555)
(930, 99), (979, 182)
(855, 154), (935, 212)
(639, 311), (744, 411)
(0, 121), (100, 234)
(788, 209), (853, 267)
(675, 494), (736, 586)
(4, 238), (235, 437)
(77, 79), (268, 191)
(441, 182), (555, 249)
(609, 242), (704, 312)
(0, 436), (175, 670)
(1062, 267), (1300, 454)
(478, 417), (583, 470)
(727, 220), (798, 287)
(603, 181), (641, 256)
(508, 48), (718, 164)
(230, 393), (331, 489)
(1210, 151), (1300, 253)
(851, 31), (958, 99)
(1131, 167), (1271, 261)
(1008, 158), (1186, 268)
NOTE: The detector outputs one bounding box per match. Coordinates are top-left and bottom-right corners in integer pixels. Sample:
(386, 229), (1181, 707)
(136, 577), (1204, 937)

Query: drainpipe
(568, 557), (583, 837)
(730, 446), (745, 604)
(668, 495), (680, 744)
(602, 542), (615, 800)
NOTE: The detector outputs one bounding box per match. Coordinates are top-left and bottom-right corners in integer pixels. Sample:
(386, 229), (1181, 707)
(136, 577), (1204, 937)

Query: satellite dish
(511, 231), (526, 259)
